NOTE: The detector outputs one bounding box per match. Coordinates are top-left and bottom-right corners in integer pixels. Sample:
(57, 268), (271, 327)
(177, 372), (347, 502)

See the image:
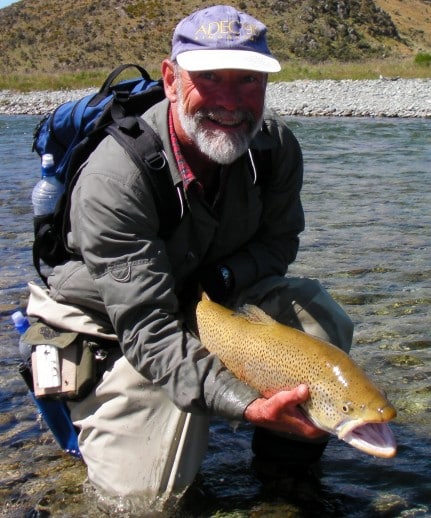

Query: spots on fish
(196, 298), (397, 440)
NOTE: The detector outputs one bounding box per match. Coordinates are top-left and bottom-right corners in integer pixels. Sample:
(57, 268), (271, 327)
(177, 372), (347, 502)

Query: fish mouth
(337, 420), (397, 458)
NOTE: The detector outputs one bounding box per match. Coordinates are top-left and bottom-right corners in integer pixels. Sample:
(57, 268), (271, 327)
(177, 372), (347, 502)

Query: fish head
(335, 391), (397, 458)
(305, 376), (397, 458)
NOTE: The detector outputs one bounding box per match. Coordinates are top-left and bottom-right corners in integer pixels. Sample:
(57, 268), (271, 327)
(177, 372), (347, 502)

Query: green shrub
(414, 52), (431, 66)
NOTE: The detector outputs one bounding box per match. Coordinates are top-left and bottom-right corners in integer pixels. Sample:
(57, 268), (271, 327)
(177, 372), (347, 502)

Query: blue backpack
(32, 63), (182, 284)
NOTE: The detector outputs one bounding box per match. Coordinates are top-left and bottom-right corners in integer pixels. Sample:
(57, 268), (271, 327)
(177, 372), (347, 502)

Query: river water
(0, 115), (430, 517)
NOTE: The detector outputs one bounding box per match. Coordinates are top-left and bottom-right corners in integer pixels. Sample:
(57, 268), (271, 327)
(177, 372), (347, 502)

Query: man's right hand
(243, 384), (329, 440)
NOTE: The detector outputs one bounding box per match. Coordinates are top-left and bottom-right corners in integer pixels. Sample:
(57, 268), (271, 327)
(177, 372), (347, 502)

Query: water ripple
(0, 115), (430, 516)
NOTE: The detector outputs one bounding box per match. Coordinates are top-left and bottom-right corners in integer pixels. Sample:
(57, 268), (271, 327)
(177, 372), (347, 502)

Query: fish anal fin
(235, 304), (275, 325)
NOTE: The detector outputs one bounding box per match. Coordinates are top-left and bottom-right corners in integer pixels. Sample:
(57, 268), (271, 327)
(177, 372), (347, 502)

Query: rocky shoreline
(0, 78), (430, 118)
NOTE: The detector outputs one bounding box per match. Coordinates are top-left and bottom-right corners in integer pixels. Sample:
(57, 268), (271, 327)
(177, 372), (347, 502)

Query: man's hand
(243, 384), (328, 440)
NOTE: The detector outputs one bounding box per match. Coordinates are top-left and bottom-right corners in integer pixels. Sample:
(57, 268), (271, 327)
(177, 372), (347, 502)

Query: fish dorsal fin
(235, 304), (276, 325)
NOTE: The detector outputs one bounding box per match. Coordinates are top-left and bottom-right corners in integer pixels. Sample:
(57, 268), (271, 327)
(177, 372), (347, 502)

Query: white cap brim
(176, 49), (281, 73)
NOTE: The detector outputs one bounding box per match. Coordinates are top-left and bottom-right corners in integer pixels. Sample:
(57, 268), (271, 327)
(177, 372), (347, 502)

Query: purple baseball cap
(171, 5), (281, 73)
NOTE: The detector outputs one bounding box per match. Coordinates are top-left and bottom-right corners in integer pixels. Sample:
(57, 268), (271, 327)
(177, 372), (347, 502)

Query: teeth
(208, 112), (242, 126)
(210, 117), (240, 126)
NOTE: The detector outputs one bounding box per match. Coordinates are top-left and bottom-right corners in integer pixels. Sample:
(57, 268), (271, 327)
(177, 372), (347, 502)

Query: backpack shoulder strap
(60, 114), (185, 259)
(106, 115), (185, 237)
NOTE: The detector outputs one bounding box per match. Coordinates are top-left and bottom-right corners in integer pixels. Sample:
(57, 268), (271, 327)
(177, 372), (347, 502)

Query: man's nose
(214, 83), (242, 111)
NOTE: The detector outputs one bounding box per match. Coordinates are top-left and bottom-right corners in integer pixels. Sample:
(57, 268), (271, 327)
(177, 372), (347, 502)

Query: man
(27, 4), (353, 506)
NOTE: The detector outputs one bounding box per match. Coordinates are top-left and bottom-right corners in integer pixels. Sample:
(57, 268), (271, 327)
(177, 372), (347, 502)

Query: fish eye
(342, 402), (353, 413)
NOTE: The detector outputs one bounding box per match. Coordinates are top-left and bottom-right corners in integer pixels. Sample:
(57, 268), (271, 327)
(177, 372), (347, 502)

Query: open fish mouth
(339, 421), (397, 458)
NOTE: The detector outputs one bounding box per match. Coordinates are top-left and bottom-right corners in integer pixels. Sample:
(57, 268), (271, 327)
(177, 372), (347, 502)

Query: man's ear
(162, 59), (178, 102)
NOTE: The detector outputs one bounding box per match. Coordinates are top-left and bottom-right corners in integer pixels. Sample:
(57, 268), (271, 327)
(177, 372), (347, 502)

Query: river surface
(0, 115), (430, 517)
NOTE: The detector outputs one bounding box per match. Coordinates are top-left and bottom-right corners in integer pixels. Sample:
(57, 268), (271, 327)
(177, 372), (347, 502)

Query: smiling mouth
(207, 114), (244, 128)
(203, 107), (250, 129)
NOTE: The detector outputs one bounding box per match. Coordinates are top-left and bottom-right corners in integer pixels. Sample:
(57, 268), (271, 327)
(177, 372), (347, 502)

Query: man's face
(172, 67), (267, 164)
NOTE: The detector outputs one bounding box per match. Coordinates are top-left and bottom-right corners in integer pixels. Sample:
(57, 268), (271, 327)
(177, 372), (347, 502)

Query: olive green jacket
(49, 98), (304, 420)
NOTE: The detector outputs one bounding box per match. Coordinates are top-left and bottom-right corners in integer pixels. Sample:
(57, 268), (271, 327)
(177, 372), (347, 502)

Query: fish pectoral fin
(235, 304), (275, 325)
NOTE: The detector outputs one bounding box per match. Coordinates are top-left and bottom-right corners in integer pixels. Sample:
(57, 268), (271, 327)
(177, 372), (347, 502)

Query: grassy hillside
(375, 0), (431, 52)
(0, 0), (430, 88)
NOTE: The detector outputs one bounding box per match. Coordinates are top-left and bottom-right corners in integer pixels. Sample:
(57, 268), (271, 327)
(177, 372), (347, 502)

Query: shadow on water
(0, 116), (430, 516)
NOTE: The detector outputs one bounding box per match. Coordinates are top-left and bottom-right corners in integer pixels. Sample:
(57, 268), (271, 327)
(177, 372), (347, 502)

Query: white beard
(176, 85), (263, 165)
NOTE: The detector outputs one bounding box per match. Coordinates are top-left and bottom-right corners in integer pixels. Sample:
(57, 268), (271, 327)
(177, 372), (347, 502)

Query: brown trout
(196, 297), (397, 458)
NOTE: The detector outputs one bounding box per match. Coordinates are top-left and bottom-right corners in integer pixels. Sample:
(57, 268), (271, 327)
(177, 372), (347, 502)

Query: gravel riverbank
(0, 78), (430, 117)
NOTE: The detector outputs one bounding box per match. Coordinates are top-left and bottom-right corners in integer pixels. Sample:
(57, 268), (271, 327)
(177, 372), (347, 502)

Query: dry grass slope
(0, 0), (429, 75)
(375, 0), (431, 52)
